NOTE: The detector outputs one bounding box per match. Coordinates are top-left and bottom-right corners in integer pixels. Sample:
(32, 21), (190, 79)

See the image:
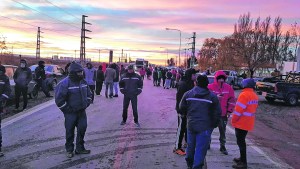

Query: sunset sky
(0, 0), (299, 65)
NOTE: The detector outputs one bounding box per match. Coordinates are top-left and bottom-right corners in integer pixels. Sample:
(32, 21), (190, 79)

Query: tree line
(198, 13), (300, 77)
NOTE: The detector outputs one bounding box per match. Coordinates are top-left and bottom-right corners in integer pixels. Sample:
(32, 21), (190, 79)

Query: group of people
(151, 67), (182, 89)
(173, 68), (258, 169)
(0, 60), (258, 169)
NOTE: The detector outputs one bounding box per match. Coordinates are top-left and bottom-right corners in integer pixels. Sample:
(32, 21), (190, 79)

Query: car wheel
(265, 97), (275, 102)
(30, 85), (39, 99)
(285, 94), (298, 106)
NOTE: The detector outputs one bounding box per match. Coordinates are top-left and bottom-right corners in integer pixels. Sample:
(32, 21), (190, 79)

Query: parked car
(29, 64), (65, 90)
(256, 72), (300, 106)
(4, 65), (38, 100)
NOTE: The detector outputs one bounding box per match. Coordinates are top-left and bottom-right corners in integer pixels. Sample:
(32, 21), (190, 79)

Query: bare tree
(291, 22), (300, 61)
(0, 36), (7, 55)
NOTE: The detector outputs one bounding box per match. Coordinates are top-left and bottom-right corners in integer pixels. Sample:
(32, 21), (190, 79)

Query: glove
(120, 89), (125, 94)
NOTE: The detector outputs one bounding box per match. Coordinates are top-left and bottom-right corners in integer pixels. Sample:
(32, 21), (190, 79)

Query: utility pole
(98, 49), (101, 62)
(190, 32), (196, 68)
(187, 32), (196, 68)
(80, 15), (92, 63)
(36, 27), (42, 60)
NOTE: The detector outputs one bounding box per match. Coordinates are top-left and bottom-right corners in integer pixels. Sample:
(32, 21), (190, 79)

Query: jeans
(15, 86), (28, 109)
(235, 128), (248, 164)
(122, 95), (138, 123)
(113, 82), (119, 95)
(186, 129), (212, 169)
(165, 79), (171, 88)
(64, 110), (87, 152)
(105, 82), (114, 97)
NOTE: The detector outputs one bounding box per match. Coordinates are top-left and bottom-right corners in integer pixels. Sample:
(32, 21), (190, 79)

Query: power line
(11, 0), (81, 30)
(0, 15), (79, 38)
(43, 0), (81, 21)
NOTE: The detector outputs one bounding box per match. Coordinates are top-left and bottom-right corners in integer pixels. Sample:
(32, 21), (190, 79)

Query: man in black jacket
(174, 68), (198, 155)
(119, 65), (143, 127)
(95, 65), (104, 95)
(13, 59), (32, 111)
(34, 60), (51, 97)
(55, 62), (92, 158)
(179, 75), (221, 169)
(0, 65), (11, 157)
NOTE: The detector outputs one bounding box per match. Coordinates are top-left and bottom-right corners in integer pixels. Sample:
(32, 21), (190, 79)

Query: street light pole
(165, 28), (181, 67)
(160, 47), (168, 66)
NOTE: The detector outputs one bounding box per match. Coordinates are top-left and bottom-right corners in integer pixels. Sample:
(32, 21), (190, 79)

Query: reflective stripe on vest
(234, 111), (255, 117)
(236, 101), (246, 109)
(186, 98), (212, 103)
(248, 100), (258, 105)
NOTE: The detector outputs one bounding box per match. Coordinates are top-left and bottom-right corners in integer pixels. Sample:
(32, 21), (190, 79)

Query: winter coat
(231, 88), (258, 131)
(139, 69), (146, 76)
(13, 67), (32, 88)
(104, 68), (116, 83)
(166, 71), (172, 79)
(35, 66), (46, 80)
(175, 75), (194, 112)
(208, 70), (235, 117)
(153, 70), (158, 80)
(120, 67), (127, 76)
(113, 67), (120, 82)
(96, 69), (105, 82)
(55, 77), (92, 114)
(119, 72), (143, 96)
(84, 67), (96, 86)
(0, 74), (11, 108)
(179, 86), (221, 133)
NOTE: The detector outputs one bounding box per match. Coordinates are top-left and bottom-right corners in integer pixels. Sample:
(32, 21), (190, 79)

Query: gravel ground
(2, 90), (55, 119)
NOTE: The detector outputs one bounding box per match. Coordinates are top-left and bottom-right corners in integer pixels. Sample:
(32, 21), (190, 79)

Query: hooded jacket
(175, 69), (195, 112)
(55, 63), (92, 114)
(119, 72), (143, 96)
(208, 70), (235, 117)
(13, 62), (32, 88)
(179, 86), (221, 132)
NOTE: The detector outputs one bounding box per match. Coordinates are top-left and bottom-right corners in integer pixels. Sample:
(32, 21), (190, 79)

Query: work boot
(220, 146), (228, 155)
(134, 122), (141, 127)
(120, 121), (126, 125)
(75, 149), (91, 154)
(233, 157), (241, 163)
(173, 148), (186, 156)
(113, 94), (118, 97)
(232, 161), (247, 168)
(66, 152), (74, 158)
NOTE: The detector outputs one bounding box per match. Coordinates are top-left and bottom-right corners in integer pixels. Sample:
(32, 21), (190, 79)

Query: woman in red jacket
(208, 70), (235, 155)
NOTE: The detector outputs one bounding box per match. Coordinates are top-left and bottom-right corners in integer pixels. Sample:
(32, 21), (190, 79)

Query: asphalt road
(0, 79), (293, 169)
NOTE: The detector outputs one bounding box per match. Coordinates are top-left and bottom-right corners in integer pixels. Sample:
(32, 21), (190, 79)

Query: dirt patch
(249, 100), (300, 168)
(2, 90), (55, 119)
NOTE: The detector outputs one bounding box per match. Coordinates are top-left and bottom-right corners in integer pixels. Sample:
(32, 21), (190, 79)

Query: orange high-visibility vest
(231, 88), (258, 131)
